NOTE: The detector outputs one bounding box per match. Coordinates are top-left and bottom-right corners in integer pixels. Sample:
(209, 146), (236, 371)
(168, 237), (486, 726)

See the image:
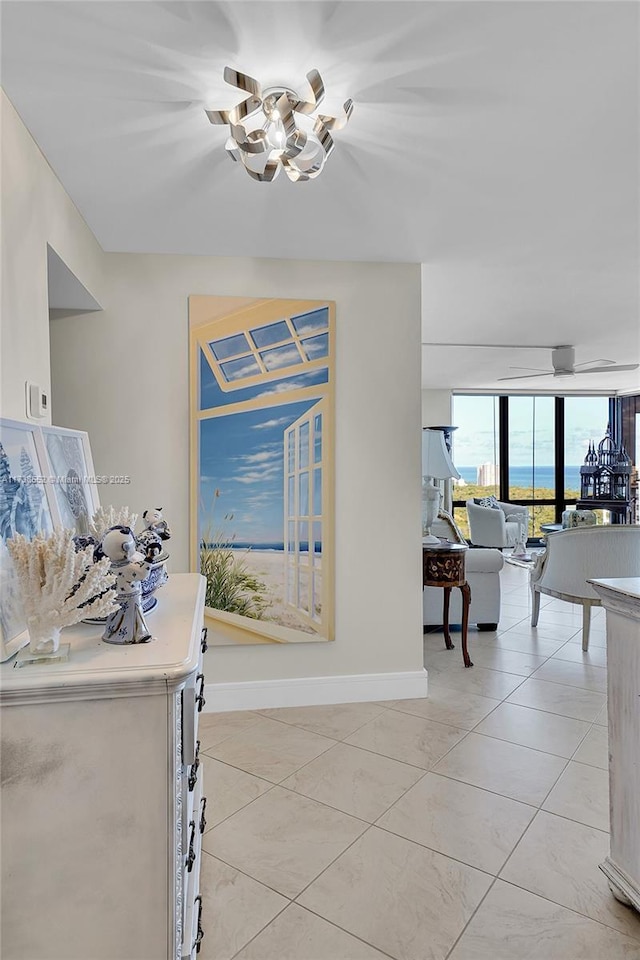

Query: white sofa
(423, 514), (504, 630)
(530, 525), (640, 650)
(467, 498), (529, 549)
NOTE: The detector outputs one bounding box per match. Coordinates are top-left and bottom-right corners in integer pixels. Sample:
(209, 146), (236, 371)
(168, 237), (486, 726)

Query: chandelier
(205, 66), (353, 182)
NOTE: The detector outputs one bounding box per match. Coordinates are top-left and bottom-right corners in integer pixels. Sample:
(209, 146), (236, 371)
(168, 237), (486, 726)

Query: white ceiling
(2, 1), (638, 393)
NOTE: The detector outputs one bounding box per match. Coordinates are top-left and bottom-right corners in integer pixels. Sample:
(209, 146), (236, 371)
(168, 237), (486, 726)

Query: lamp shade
(422, 428), (461, 480)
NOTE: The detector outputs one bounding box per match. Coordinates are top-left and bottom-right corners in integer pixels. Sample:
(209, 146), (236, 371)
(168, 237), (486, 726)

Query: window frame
(451, 393), (616, 539)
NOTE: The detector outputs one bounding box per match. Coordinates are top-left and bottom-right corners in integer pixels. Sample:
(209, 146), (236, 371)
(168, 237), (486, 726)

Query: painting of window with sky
(189, 297), (334, 645)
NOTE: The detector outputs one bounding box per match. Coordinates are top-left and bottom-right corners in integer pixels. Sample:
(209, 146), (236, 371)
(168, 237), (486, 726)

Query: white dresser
(590, 577), (640, 914)
(1, 573), (208, 960)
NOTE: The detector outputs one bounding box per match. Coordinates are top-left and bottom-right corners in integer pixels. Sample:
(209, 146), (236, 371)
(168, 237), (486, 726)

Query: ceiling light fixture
(205, 66), (353, 182)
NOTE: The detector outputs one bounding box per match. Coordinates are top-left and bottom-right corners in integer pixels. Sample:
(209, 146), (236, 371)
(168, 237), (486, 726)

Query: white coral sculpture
(89, 505), (139, 542)
(7, 528), (119, 654)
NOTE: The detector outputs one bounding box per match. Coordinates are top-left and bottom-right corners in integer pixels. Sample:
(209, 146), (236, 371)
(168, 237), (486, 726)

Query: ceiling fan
(421, 342), (638, 381)
(497, 346), (639, 381)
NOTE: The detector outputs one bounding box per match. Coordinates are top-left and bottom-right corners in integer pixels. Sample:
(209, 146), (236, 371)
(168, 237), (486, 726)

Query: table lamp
(422, 428), (461, 543)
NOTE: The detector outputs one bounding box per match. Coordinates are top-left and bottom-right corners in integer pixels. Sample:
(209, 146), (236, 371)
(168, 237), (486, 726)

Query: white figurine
(100, 526), (153, 644)
(142, 506), (172, 542)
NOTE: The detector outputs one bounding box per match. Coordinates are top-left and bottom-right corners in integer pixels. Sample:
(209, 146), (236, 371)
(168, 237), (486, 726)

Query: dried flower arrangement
(7, 527), (119, 654)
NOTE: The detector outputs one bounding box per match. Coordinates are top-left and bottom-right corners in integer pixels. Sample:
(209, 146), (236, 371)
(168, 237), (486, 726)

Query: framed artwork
(0, 418), (59, 661)
(189, 296), (335, 646)
(38, 425), (99, 537)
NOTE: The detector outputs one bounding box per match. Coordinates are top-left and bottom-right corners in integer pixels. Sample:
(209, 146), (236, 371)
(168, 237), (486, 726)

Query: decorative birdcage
(580, 424), (631, 502)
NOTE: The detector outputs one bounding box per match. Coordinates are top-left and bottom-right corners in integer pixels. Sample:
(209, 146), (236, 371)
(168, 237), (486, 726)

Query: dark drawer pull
(201, 627), (208, 654)
(199, 796), (207, 835)
(193, 895), (204, 953)
(187, 819), (196, 872)
(188, 740), (200, 792)
(195, 674), (206, 713)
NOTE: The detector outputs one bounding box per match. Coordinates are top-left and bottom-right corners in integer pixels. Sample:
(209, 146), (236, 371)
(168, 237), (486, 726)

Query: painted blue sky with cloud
(199, 399), (319, 544)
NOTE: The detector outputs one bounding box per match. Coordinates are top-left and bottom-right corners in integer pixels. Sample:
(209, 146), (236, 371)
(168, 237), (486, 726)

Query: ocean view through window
(451, 394), (612, 539)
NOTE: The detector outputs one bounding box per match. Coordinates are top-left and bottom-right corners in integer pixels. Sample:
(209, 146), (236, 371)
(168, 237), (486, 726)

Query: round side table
(422, 540), (473, 668)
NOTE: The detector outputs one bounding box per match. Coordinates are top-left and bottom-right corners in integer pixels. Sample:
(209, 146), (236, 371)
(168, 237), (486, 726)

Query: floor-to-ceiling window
(508, 396), (556, 537)
(450, 395), (500, 539)
(450, 395), (500, 493)
(563, 396), (611, 510)
(452, 394), (613, 540)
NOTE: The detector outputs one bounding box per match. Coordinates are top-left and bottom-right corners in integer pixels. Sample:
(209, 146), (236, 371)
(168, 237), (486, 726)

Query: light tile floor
(197, 563), (640, 960)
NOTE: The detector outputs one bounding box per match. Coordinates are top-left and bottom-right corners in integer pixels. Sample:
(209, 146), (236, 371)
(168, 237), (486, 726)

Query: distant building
(477, 462), (498, 486)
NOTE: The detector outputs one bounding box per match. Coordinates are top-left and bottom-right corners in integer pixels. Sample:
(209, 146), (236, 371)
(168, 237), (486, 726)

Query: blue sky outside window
(299, 421), (310, 469)
(209, 332), (249, 360)
(287, 432), (295, 473)
(313, 468), (322, 515)
(301, 334), (328, 361)
(220, 355), (262, 382)
(250, 320), (290, 348)
(299, 472), (309, 516)
(291, 308), (328, 337)
(260, 344), (302, 371)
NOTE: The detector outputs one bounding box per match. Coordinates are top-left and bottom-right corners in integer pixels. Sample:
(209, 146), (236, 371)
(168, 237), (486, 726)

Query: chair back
(535, 526), (640, 600)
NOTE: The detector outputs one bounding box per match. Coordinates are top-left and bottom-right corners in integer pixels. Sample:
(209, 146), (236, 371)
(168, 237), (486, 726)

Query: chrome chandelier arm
(292, 69), (325, 115)
(204, 65), (352, 182)
(317, 98), (354, 131)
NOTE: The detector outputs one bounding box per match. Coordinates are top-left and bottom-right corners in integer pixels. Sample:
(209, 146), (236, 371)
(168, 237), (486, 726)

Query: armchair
(466, 499), (529, 549)
(530, 525), (640, 649)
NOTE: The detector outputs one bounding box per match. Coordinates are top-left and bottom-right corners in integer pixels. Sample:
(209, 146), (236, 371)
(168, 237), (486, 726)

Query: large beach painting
(190, 297), (334, 645)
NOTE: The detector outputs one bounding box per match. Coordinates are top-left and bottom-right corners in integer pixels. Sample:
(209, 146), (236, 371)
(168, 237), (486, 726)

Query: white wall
(0, 90), (104, 422)
(51, 254), (424, 689)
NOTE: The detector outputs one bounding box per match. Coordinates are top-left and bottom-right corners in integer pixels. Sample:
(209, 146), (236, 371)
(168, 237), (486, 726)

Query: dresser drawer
(182, 772), (206, 958)
(184, 787), (207, 878)
(182, 628), (208, 766)
(181, 735), (201, 848)
(183, 892), (204, 959)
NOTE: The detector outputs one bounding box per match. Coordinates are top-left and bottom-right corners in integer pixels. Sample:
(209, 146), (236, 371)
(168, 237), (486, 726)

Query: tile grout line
(200, 849), (294, 959)
(202, 846), (295, 910)
(200, 773), (277, 834)
(429, 672), (604, 727)
(495, 874), (640, 947)
(282, 900), (398, 960)
(250, 704), (389, 741)
(443, 875), (500, 960)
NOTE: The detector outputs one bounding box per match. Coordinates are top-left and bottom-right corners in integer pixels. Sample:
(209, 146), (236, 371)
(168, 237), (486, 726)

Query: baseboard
(204, 669), (428, 713)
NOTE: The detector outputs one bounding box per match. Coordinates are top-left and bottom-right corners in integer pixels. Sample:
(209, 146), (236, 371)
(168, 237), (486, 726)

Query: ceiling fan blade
(507, 366), (550, 372)
(497, 372), (554, 382)
(573, 359), (615, 368)
(574, 364), (639, 374)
